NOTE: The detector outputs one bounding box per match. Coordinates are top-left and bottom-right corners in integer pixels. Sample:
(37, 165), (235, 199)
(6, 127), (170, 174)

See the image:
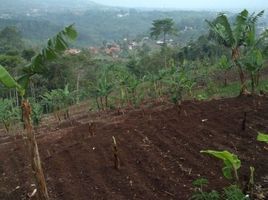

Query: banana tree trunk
(3, 120), (10, 134)
(232, 48), (249, 95)
(105, 96), (108, 109)
(95, 98), (100, 111)
(256, 70), (260, 86)
(237, 64), (248, 95)
(251, 73), (256, 94)
(15, 90), (19, 107)
(76, 72), (80, 104)
(100, 97), (104, 110)
(21, 99), (49, 200)
(224, 71), (227, 87)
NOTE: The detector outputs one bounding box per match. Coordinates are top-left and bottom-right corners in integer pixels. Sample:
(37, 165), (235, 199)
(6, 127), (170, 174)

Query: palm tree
(150, 18), (177, 45)
(206, 9), (264, 95)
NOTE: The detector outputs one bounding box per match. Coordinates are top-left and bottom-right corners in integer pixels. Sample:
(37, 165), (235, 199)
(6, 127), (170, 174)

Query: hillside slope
(0, 96), (268, 199)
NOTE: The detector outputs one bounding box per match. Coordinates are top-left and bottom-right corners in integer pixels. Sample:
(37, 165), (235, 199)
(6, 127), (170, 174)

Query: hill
(0, 1), (266, 47)
(0, 0), (104, 14)
(0, 7), (217, 46)
(0, 96), (268, 199)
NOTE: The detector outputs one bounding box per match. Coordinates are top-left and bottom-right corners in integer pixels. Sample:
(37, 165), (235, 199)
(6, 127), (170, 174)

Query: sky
(94, 0), (267, 10)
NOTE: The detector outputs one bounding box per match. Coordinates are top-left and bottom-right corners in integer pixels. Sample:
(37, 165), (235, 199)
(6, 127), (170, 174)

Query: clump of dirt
(0, 96), (268, 200)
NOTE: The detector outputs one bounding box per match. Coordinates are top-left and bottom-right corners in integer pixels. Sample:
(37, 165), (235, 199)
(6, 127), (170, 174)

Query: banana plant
(162, 67), (195, 104)
(242, 49), (264, 94)
(111, 66), (129, 107)
(145, 69), (168, 100)
(0, 24), (77, 200)
(206, 9), (265, 95)
(31, 101), (43, 126)
(123, 74), (141, 106)
(201, 150), (241, 182)
(42, 85), (73, 121)
(0, 98), (20, 134)
(88, 70), (113, 111)
(218, 55), (232, 86)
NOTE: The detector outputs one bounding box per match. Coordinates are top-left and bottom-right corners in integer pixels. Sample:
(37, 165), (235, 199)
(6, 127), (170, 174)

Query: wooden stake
(112, 136), (120, 170)
(88, 122), (95, 137)
(242, 112), (247, 131)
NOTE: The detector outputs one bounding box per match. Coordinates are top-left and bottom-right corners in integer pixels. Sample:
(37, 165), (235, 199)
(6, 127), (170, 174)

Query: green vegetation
(0, 8), (267, 109)
(0, 98), (20, 134)
(42, 85), (73, 121)
(257, 132), (268, 144)
(150, 18), (177, 44)
(191, 178), (220, 200)
(191, 178), (249, 200)
(196, 150), (254, 199)
(31, 101), (43, 126)
(206, 9), (264, 95)
(0, 24), (77, 200)
(0, 7), (267, 199)
(201, 150), (241, 181)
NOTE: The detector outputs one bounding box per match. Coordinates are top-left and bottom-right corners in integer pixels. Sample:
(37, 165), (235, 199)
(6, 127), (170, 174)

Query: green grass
(194, 79), (268, 100)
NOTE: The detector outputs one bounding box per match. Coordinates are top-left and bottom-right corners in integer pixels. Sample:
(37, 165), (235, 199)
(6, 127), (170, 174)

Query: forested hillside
(0, 0), (219, 46)
(1, 0), (267, 46)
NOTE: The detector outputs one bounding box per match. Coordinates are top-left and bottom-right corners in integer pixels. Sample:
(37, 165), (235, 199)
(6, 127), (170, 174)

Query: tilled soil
(0, 96), (268, 200)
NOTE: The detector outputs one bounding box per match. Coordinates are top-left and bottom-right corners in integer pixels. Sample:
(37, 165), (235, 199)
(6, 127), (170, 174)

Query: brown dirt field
(0, 96), (268, 200)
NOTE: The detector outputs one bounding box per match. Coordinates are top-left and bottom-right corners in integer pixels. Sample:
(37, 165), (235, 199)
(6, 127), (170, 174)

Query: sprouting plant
(193, 178), (209, 192)
(223, 185), (250, 200)
(191, 178), (220, 200)
(191, 179), (250, 200)
(200, 150), (241, 182)
(257, 132), (268, 144)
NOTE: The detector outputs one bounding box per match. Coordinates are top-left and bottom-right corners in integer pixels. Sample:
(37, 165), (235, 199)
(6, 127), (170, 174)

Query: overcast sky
(94, 0), (267, 10)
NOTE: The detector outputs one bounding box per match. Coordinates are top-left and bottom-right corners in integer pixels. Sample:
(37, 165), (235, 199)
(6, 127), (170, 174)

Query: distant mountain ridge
(0, 1), (267, 47)
(0, 0), (108, 14)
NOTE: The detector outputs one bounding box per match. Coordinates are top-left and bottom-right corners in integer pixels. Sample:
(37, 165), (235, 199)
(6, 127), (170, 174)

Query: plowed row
(0, 96), (268, 200)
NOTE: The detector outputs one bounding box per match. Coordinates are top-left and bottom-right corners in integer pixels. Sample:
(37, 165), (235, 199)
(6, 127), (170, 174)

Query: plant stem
(21, 99), (49, 200)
